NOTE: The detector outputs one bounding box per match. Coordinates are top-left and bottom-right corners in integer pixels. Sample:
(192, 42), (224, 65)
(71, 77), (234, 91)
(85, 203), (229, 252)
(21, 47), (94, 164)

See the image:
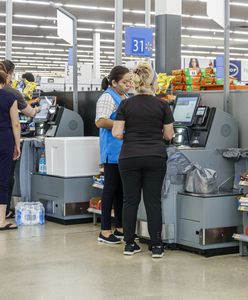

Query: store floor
(1, 221), (248, 300)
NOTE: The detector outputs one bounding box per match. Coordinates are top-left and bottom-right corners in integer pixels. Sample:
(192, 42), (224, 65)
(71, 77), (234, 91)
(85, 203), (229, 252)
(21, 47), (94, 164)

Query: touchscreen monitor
(173, 94), (200, 126)
(33, 96), (56, 122)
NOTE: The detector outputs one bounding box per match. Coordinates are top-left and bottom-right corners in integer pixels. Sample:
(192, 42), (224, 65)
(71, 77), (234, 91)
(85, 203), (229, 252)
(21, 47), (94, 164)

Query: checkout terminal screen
(173, 96), (199, 125)
(34, 97), (53, 122)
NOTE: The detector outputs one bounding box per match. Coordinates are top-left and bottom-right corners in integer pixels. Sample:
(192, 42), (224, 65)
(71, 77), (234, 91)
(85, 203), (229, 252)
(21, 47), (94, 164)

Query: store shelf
(238, 206), (248, 212)
(87, 208), (114, 217)
(92, 183), (104, 189)
(233, 233), (248, 243)
(88, 208), (102, 215)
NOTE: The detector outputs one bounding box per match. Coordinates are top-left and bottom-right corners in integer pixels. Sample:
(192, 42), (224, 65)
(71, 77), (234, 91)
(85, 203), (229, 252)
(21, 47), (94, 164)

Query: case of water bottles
(15, 202), (45, 226)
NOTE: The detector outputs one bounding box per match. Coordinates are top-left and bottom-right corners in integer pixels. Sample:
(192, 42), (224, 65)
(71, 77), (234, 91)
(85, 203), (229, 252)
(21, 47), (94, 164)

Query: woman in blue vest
(95, 66), (131, 244)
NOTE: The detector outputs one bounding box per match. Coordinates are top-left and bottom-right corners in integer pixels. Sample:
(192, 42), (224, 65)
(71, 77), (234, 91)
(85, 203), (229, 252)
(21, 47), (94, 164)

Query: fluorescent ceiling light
(14, 14), (56, 21)
(13, 0), (50, 5)
(78, 19), (114, 25)
(23, 47), (65, 52)
(183, 27), (223, 33)
(231, 2), (248, 7)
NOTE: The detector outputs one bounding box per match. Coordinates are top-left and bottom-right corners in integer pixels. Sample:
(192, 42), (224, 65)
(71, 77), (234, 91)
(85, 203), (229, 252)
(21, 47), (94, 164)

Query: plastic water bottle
(15, 202), (45, 226)
(15, 203), (23, 226)
(39, 204), (45, 225)
(39, 151), (47, 174)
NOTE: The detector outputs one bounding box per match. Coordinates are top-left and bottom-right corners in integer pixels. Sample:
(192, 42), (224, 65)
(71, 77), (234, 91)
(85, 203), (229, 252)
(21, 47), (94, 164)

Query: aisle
(0, 222), (247, 300)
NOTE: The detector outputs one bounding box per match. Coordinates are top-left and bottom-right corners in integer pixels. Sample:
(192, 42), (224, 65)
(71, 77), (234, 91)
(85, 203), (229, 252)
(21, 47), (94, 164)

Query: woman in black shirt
(0, 68), (20, 230)
(113, 62), (174, 258)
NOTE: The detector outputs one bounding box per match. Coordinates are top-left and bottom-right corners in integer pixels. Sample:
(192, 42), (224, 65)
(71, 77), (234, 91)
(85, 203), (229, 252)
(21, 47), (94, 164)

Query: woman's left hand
(13, 145), (21, 160)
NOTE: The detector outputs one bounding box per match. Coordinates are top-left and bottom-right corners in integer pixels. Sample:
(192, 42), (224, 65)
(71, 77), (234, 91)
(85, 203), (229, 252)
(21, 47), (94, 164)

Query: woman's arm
(21, 105), (41, 118)
(112, 120), (125, 140)
(163, 123), (174, 141)
(95, 118), (114, 130)
(10, 101), (21, 160)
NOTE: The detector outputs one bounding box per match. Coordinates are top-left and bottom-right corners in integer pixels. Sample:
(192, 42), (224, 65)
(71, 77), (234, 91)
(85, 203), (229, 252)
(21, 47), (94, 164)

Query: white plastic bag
(183, 162), (218, 194)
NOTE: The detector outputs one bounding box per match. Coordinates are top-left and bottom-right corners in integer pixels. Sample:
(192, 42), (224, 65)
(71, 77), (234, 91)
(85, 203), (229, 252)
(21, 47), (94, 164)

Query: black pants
(101, 163), (123, 231)
(119, 156), (166, 246)
(7, 160), (16, 214)
(0, 129), (14, 205)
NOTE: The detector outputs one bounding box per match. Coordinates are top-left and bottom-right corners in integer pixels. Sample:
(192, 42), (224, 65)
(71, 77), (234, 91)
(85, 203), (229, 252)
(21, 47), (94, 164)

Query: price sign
(125, 27), (153, 57)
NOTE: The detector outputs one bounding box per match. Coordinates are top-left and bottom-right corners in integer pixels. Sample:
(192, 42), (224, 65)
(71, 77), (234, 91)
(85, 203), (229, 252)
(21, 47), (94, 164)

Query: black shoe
(151, 245), (164, 258)
(98, 233), (121, 244)
(123, 242), (141, 256)
(113, 229), (124, 239)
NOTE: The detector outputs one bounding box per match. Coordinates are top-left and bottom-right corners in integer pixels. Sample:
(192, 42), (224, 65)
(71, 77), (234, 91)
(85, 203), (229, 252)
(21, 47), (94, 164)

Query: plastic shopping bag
(183, 162), (218, 194)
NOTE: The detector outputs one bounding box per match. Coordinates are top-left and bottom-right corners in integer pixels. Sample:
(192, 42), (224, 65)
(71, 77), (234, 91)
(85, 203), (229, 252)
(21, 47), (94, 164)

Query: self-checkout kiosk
(14, 97), (101, 224)
(138, 94), (242, 255)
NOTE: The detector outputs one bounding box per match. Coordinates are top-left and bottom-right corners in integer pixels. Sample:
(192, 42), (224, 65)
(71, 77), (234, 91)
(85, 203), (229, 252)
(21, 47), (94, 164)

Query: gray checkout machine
(15, 97), (101, 224)
(138, 93), (241, 256)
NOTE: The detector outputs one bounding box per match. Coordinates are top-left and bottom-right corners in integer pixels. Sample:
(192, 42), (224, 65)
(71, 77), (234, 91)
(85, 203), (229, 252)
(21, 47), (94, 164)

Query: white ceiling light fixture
(231, 2), (248, 7)
(14, 14), (56, 21)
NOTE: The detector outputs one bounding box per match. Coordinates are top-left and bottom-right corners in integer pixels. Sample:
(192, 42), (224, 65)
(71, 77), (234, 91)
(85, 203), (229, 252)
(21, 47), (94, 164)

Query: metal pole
(114, 0), (123, 66)
(6, 0), (13, 60)
(224, 0), (230, 113)
(72, 16), (78, 113)
(93, 32), (101, 80)
(145, 0), (151, 27)
(50, 2), (78, 112)
(145, 0), (151, 63)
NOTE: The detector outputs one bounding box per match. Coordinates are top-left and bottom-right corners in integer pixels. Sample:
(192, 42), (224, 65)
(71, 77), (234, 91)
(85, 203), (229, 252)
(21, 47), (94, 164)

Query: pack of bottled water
(15, 202), (45, 226)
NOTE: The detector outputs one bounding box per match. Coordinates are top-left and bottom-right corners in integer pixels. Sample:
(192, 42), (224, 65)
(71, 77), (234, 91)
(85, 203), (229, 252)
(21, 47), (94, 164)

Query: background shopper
(113, 62), (174, 258)
(0, 60), (40, 219)
(95, 66), (131, 244)
(0, 68), (20, 230)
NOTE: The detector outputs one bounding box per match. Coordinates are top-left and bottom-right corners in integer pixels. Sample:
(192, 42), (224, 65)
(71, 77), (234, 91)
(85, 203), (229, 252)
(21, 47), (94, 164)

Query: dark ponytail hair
(0, 70), (8, 84)
(101, 65), (129, 91)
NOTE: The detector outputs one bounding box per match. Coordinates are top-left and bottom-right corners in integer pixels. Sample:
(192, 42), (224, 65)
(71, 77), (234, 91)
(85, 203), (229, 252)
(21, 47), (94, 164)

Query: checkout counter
(14, 96), (101, 224)
(137, 94), (242, 256)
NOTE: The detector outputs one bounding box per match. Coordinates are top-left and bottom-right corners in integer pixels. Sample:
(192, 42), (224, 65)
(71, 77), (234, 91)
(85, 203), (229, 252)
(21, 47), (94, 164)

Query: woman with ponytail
(95, 66), (131, 244)
(113, 62), (174, 258)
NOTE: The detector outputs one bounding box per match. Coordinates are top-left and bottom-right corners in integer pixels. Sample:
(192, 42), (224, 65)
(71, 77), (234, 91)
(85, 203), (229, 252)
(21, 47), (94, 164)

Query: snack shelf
(239, 181), (248, 187)
(87, 208), (114, 225)
(238, 206), (248, 212)
(233, 233), (248, 243)
(92, 183), (104, 189)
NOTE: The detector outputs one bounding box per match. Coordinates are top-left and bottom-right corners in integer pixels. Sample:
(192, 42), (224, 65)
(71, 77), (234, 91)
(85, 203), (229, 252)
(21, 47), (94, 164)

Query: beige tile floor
(0, 221), (248, 300)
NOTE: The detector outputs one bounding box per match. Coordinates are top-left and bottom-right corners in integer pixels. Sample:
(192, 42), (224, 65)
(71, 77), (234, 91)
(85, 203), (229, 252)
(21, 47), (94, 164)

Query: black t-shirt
(116, 94), (174, 159)
(0, 89), (16, 129)
(3, 86), (27, 111)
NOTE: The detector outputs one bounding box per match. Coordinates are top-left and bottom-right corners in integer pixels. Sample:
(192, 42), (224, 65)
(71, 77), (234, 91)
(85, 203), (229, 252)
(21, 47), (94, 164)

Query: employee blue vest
(100, 87), (123, 164)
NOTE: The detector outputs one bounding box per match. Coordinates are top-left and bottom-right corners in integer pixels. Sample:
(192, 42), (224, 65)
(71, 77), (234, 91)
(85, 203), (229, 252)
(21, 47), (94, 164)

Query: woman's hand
(13, 145), (21, 160)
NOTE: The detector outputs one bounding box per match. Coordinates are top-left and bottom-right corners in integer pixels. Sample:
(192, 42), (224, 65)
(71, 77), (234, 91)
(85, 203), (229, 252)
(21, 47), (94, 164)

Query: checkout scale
(14, 97), (101, 224)
(137, 94), (242, 256)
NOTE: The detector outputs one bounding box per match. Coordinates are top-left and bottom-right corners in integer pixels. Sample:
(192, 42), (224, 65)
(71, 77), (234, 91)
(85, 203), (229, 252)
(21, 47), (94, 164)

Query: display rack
(233, 179), (248, 256)
(88, 166), (104, 224)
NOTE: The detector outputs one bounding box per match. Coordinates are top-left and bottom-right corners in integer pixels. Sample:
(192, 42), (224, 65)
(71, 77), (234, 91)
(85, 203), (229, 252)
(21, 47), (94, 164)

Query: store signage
(229, 61), (241, 81)
(57, 10), (73, 45)
(125, 27), (153, 57)
(207, 0), (225, 28)
(216, 55), (225, 79)
(215, 56), (241, 81)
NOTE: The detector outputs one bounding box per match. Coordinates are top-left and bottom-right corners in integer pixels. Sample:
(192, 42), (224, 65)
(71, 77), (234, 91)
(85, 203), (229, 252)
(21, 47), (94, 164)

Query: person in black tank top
(113, 62), (174, 258)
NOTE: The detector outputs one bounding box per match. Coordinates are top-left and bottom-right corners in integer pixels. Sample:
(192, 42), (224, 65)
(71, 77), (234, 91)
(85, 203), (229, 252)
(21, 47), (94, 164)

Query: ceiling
(1, 0), (248, 77)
